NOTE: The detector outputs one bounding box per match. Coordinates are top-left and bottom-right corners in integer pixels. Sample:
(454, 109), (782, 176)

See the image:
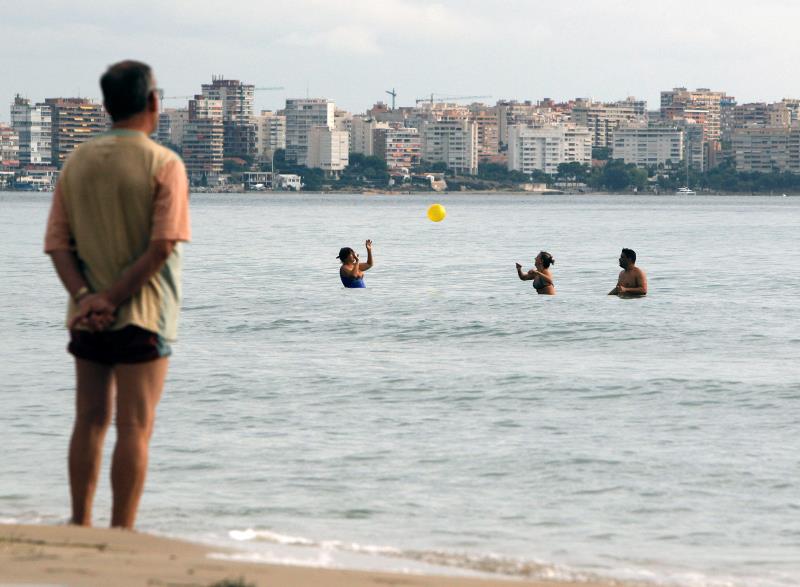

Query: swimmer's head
(337, 247), (356, 263)
(620, 248), (636, 268)
(536, 251), (555, 269)
(100, 61), (158, 123)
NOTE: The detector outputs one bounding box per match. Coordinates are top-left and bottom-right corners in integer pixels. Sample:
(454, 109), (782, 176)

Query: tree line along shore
(219, 150), (800, 194)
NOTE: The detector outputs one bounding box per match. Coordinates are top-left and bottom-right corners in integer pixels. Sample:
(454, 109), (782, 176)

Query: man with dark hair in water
(609, 248), (647, 297)
(44, 61), (190, 529)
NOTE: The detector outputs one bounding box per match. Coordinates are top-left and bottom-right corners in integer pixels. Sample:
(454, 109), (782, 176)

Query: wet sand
(0, 523), (635, 587)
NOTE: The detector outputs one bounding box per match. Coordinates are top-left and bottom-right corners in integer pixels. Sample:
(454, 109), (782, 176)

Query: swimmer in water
(337, 239), (373, 288)
(516, 251), (555, 295)
(608, 248), (647, 297)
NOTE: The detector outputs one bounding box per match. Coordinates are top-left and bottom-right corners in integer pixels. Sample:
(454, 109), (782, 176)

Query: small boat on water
(676, 186), (696, 195)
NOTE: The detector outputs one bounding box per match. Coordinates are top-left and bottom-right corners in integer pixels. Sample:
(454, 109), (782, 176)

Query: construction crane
(386, 88), (397, 110)
(158, 86), (285, 111)
(415, 94), (491, 106)
(158, 93), (193, 112)
(161, 88), (283, 100)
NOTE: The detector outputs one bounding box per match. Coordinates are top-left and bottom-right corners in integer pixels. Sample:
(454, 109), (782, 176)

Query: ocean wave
(224, 527), (614, 583)
(229, 528), (315, 545)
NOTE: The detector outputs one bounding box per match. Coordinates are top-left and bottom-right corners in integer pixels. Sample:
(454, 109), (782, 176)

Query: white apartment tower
(351, 117), (389, 156)
(496, 101), (561, 148)
(184, 95), (224, 184)
(254, 111), (286, 158)
(507, 124), (592, 175)
(10, 95), (52, 165)
(307, 127), (349, 173)
(333, 109), (353, 158)
(571, 98), (646, 148)
(285, 99), (335, 166)
(611, 126), (684, 168)
(420, 119), (478, 175)
(157, 108), (189, 148)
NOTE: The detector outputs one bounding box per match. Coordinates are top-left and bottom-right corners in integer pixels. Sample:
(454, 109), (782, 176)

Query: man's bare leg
(110, 357), (168, 528)
(69, 358), (115, 526)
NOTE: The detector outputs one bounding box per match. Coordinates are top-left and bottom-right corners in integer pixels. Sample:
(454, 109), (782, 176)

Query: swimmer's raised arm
(517, 263), (545, 282)
(516, 263), (532, 280)
(359, 239), (374, 271)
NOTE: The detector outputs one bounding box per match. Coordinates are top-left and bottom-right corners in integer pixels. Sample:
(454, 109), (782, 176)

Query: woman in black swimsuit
(516, 251), (555, 295)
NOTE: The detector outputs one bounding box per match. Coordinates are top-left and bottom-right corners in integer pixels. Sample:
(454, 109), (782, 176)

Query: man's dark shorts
(68, 325), (171, 365)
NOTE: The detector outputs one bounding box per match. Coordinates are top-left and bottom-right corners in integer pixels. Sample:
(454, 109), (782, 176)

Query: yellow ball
(427, 203), (446, 222)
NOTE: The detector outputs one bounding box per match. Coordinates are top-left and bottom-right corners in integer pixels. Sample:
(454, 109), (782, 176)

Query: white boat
(676, 186), (696, 195)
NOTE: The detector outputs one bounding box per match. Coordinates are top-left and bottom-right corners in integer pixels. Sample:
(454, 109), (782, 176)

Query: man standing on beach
(44, 61), (190, 528)
(609, 248), (648, 297)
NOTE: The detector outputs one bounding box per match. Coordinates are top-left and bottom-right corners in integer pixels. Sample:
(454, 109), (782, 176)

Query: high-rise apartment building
(284, 99), (335, 166)
(571, 98), (646, 148)
(468, 105), (500, 160)
(374, 126), (422, 169)
(722, 102), (793, 143)
(507, 124), (592, 175)
(661, 88), (734, 170)
(611, 126), (684, 168)
(334, 109), (354, 157)
(660, 88), (730, 143)
(676, 120), (706, 171)
(782, 99), (800, 124)
(496, 101), (542, 149)
(183, 95), (224, 184)
(731, 126), (800, 174)
(495, 100), (570, 150)
(0, 124), (20, 166)
(351, 117), (389, 156)
(366, 102), (415, 126)
(10, 95), (52, 165)
(254, 111), (286, 158)
(307, 127), (349, 173)
(420, 120), (478, 175)
(201, 76), (257, 158)
(45, 98), (107, 167)
(201, 76), (254, 123)
(157, 108), (189, 148)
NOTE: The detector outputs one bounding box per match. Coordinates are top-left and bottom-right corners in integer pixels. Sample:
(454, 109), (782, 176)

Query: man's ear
(148, 91), (159, 112)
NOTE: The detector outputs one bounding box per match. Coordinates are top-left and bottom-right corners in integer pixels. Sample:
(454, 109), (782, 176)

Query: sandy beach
(0, 524), (637, 587)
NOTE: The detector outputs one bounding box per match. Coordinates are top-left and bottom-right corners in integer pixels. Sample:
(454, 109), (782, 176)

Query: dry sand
(0, 523), (635, 587)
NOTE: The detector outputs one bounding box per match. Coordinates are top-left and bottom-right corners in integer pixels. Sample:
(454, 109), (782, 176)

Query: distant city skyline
(2, 0), (800, 119)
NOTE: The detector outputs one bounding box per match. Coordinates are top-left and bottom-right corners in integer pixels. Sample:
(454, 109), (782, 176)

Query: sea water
(1, 192), (798, 586)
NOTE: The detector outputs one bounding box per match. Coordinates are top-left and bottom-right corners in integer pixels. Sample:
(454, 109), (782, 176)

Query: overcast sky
(2, 0), (799, 119)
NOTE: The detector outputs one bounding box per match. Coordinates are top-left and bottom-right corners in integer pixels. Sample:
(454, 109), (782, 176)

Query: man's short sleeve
(152, 158), (191, 242)
(44, 183), (72, 253)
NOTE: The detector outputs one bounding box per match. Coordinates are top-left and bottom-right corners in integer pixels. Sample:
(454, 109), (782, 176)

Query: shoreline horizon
(2, 188), (796, 196)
